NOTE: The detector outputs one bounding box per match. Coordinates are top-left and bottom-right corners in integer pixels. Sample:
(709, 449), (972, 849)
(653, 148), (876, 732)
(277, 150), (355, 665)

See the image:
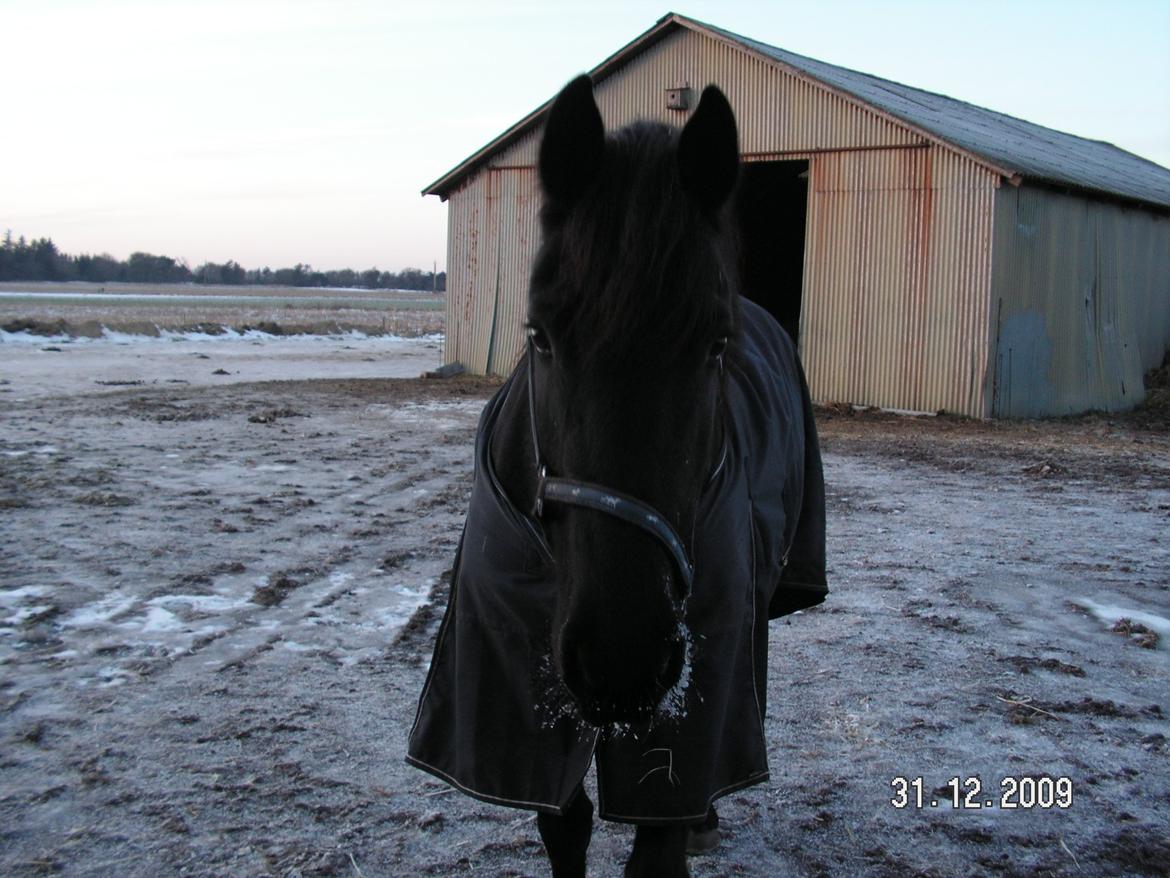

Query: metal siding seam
(835, 160), (855, 405)
(952, 157), (972, 413)
(967, 159), (981, 413)
(805, 156), (829, 401)
(475, 172), (502, 374)
(914, 148), (934, 410)
(509, 168), (541, 372)
(444, 189), (461, 367)
(449, 187), (463, 367)
(488, 171), (510, 375)
(942, 154), (961, 412)
(833, 179), (849, 406)
(456, 180), (481, 369)
(972, 162), (991, 414)
(476, 167), (542, 376)
(801, 158), (823, 398)
(464, 177), (481, 373)
(469, 174), (486, 374)
(955, 162), (973, 413)
(853, 165), (871, 404)
(929, 153), (946, 412)
(494, 170), (517, 375)
(937, 153), (964, 414)
(974, 167), (995, 416)
(820, 162), (840, 403)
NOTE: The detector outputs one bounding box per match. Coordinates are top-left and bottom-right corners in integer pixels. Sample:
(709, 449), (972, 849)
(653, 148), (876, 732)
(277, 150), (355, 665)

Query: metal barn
(424, 13), (1170, 418)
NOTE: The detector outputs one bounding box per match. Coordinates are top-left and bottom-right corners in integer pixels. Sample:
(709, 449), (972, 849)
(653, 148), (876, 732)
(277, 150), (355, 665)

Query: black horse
(409, 76), (827, 877)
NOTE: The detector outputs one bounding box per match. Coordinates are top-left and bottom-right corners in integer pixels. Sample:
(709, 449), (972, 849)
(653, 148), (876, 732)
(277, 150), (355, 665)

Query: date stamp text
(890, 776), (1073, 810)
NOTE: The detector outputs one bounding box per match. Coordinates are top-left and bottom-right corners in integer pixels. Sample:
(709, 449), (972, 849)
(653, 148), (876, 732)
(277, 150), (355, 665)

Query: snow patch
(2, 605), (53, 626)
(62, 595), (137, 629)
(655, 621), (694, 722)
(0, 325), (442, 346)
(93, 666), (133, 688)
(278, 640), (316, 652)
(1077, 597), (1170, 641)
(148, 594), (248, 614)
(139, 605), (184, 633)
(0, 585), (51, 604)
(1, 445), (58, 457)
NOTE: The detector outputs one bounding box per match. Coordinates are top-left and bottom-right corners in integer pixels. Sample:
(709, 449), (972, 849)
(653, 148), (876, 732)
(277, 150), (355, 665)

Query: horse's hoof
(685, 825), (719, 855)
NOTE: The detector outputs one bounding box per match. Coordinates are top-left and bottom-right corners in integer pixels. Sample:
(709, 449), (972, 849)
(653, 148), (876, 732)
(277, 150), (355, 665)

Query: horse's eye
(528, 327), (553, 357)
(710, 336), (729, 359)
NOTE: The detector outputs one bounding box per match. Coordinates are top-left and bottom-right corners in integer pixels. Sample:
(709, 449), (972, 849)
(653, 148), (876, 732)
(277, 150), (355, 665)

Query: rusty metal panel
(486, 167), (541, 375)
(442, 179), (473, 369)
(988, 185), (1170, 417)
(800, 146), (997, 417)
(442, 172), (499, 374)
(443, 168), (540, 375)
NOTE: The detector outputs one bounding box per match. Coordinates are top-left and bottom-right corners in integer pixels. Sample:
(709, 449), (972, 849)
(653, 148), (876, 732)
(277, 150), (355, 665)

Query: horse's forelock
(531, 121), (736, 367)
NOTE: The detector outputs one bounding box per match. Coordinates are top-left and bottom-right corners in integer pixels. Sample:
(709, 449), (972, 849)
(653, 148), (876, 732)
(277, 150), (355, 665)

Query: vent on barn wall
(665, 83), (692, 110)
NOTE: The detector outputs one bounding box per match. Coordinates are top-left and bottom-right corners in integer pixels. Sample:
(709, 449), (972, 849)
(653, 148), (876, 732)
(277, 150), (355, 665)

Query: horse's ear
(539, 75), (605, 207)
(678, 85), (739, 214)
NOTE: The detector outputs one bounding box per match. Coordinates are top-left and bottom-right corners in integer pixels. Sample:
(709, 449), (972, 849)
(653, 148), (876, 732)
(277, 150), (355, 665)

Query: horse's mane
(529, 120), (738, 368)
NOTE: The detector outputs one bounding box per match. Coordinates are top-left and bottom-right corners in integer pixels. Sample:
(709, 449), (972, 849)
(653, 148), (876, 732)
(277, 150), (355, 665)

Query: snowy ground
(1, 335), (1168, 877)
(0, 327), (443, 399)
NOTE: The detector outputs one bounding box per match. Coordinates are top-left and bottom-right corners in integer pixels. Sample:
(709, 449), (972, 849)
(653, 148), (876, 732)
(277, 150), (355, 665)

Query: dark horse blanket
(407, 298), (826, 823)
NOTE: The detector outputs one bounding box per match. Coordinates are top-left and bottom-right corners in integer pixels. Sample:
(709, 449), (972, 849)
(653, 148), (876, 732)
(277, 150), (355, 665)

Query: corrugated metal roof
(425, 13), (1170, 211)
(700, 19), (1170, 210)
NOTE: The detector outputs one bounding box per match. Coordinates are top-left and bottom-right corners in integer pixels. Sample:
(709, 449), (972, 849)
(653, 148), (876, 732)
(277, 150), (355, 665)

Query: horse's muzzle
(560, 631), (687, 726)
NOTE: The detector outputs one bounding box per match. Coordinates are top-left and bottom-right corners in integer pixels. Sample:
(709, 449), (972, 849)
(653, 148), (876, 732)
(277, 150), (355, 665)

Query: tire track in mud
(178, 408), (473, 678)
(0, 383), (488, 703)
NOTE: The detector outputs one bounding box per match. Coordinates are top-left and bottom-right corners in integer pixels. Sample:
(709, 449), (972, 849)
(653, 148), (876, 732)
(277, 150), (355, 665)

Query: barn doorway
(735, 160), (809, 345)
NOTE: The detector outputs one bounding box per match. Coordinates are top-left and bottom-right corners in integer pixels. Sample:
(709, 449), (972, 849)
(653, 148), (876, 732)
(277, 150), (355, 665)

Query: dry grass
(0, 305), (442, 338)
(1134, 351), (1170, 429)
(0, 283), (444, 338)
(0, 281), (438, 301)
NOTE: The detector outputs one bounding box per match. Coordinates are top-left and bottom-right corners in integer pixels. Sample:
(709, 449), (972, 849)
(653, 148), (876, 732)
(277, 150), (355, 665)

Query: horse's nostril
(559, 636), (604, 702)
(559, 621), (688, 724)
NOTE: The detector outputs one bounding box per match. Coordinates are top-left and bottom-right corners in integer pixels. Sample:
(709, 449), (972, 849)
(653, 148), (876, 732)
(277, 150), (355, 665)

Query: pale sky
(3, 0), (1168, 273)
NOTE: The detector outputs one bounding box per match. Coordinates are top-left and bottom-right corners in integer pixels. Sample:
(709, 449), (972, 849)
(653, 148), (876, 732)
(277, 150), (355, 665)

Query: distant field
(0, 281), (444, 337)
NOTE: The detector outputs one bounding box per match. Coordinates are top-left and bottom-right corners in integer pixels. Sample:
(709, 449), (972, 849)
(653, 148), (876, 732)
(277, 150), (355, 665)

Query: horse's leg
(686, 805), (720, 854)
(537, 786), (593, 878)
(624, 823), (690, 878)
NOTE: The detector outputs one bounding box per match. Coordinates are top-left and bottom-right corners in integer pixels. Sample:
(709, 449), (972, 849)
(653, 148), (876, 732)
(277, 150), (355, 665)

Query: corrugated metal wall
(444, 168), (541, 374)
(443, 171), (491, 372)
(443, 27), (1001, 416)
(988, 185), (1170, 417)
(800, 146), (997, 416)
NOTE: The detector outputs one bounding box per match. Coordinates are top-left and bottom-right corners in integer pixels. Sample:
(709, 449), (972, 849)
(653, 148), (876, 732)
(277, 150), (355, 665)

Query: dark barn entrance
(735, 160), (809, 344)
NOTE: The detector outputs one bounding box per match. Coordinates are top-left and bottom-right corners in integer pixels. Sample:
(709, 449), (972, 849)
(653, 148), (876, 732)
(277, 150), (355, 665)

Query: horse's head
(528, 76), (740, 725)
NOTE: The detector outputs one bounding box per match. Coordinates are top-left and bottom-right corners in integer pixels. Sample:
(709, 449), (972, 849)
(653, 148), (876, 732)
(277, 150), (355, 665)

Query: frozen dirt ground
(1, 342), (1169, 877)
